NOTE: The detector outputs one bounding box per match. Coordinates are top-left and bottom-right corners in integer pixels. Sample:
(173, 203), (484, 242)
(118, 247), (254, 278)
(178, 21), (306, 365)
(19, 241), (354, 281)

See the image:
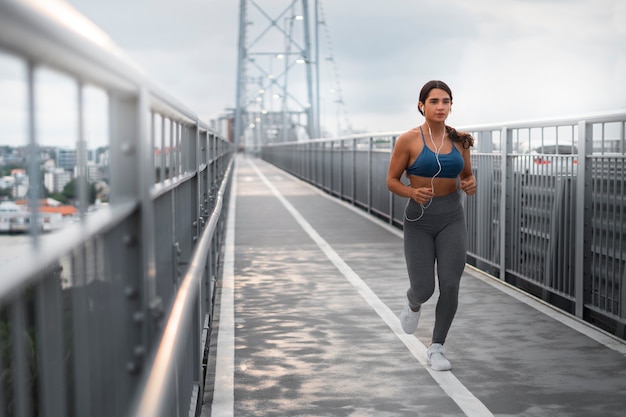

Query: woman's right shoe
(399, 300), (421, 334)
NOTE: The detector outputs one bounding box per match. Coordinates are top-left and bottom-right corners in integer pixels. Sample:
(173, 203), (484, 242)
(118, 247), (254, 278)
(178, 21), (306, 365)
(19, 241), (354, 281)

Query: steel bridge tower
(234, 0), (320, 152)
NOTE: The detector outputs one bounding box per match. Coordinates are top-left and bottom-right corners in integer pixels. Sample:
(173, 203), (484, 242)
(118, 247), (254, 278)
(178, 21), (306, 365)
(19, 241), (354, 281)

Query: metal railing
(261, 110), (626, 340)
(0, 1), (233, 416)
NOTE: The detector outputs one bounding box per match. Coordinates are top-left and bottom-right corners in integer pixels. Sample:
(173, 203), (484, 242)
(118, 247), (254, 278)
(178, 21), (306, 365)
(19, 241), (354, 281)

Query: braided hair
(446, 125), (474, 149)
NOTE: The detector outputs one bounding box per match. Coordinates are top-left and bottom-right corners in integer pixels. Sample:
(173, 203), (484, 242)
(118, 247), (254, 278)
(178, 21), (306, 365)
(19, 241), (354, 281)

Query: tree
(0, 163), (25, 178)
(62, 178), (97, 206)
(49, 192), (68, 204)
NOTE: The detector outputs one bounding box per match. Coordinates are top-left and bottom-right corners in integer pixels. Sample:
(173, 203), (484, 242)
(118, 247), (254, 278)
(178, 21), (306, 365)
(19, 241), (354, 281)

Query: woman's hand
(411, 187), (434, 204)
(460, 175), (477, 196)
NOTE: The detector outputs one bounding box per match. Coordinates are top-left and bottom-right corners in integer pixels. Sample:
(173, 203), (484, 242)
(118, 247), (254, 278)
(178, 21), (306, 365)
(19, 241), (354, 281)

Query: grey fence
(0, 1), (233, 417)
(261, 111), (626, 340)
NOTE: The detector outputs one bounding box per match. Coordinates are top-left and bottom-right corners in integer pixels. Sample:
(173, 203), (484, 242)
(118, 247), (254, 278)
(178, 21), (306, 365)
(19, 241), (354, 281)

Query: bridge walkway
(201, 156), (626, 417)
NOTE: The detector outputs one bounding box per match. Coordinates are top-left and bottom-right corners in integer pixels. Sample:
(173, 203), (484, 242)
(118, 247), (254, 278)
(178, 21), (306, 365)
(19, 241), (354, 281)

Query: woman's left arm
(459, 147), (476, 196)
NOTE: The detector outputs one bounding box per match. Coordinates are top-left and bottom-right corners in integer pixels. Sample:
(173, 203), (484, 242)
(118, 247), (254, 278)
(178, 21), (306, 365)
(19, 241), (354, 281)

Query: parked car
(513, 143), (578, 176)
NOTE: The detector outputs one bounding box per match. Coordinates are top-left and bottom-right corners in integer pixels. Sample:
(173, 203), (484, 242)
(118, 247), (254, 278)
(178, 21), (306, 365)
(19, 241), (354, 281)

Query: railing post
(575, 120), (593, 319)
(25, 62), (41, 246)
(351, 137), (356, 205)
(108, 88), (154, 412)
(194, 122), (202, 241)
(367, 136), (373, 213)
(193, 122), (203, 389)
(389, 136), (396, 225)
(323, 140), (328, 192)
(330, 140), (334, 194)
(474, 131), (493, 265)
(500, 127), (511, 281)
(340, 138), (345, 200)
(159, 114), (166, 182)
(307, 141), (312, 183)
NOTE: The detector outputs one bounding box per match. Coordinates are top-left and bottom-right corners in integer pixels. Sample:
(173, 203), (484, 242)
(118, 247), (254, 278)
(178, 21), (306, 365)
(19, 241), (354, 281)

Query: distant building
(87, 148), (97, 163)
(87, 161), (101, 182)
(0, 176), (14, 189)
(57, 148), (77, 171)
(0, 176), (15, 198)
(44, 168), (72, 193)
(10, 168), (26, 177)
(98, 148), (110, 166)
(10, 169), (28, 198)
(72, 161), (103, 183)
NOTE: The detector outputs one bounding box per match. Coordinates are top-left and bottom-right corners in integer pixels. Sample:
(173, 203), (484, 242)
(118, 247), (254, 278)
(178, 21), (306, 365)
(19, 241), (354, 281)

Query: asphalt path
(203, 156), (626, 417)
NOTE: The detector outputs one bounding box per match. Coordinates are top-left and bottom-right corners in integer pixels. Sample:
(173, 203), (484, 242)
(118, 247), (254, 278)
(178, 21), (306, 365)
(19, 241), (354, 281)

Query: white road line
(248, 159), (494, 417)
(211, 160), (237, 417)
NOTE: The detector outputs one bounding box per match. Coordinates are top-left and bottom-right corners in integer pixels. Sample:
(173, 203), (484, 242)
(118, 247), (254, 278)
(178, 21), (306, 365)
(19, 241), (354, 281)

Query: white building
(44, 168), (72, 193)
(0, 175), (14, 190)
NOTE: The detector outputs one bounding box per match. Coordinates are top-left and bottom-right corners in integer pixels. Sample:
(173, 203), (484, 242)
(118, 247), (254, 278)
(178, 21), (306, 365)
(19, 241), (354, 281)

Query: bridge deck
(202, 156), (626, 417)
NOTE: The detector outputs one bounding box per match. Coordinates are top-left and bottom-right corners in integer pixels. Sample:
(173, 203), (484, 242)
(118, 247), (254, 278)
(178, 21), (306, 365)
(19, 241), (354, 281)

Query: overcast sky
(1, 0), (624, 146)
(65, 0), (625, 134)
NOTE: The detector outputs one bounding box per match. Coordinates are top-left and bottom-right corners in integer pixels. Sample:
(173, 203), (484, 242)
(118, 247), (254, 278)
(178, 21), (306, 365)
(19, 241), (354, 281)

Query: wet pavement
(203, 156), (626, 417)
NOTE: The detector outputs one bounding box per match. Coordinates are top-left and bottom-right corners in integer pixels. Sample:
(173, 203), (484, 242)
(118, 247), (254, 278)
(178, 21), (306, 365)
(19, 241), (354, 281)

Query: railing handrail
(265, 108), (626, 146)
(129, 159), (234, 417)
(460, 109), (626, 131)
(1, 1), (234, 416)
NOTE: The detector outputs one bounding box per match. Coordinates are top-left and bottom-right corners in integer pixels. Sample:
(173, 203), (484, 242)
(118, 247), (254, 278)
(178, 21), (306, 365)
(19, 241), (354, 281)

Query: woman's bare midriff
(408, 175), (458, 196)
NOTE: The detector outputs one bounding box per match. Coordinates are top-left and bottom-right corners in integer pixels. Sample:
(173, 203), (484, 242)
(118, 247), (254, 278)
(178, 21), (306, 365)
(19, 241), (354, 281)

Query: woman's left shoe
(427, 343), (452, 371)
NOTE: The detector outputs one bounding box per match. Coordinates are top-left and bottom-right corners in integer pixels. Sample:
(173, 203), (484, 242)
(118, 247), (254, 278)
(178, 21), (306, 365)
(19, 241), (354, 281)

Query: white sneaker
(399, 301), (421, 334)
(427, 343), (452, 371)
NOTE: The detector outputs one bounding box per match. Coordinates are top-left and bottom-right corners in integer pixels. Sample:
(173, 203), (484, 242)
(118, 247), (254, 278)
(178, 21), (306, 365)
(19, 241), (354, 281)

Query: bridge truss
(234, 0), (321, 152)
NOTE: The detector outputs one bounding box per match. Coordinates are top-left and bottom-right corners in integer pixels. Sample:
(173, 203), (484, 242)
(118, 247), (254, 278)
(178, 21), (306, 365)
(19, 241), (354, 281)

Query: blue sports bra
(406, 126), (464, 178)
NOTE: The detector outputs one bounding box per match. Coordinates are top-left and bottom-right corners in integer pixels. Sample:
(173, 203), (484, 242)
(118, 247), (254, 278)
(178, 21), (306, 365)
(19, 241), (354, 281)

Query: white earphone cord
(404, 123), (445, 222)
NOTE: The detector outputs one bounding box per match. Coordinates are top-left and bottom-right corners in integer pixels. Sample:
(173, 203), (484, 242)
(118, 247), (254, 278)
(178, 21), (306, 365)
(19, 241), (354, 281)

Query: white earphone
(404, 123), (444, 222)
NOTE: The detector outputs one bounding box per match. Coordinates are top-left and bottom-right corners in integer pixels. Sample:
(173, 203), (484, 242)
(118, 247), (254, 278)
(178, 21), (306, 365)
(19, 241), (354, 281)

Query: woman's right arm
(387, 134), (413, 199)
(387, 133), (434, 204)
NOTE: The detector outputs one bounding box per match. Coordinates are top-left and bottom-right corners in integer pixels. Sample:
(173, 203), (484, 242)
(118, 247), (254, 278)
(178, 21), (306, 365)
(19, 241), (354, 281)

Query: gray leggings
(403, 191), (466, 344)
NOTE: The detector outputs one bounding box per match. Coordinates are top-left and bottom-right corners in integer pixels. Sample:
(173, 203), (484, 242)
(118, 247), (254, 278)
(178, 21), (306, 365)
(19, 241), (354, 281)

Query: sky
(1, 0), (625, 146)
